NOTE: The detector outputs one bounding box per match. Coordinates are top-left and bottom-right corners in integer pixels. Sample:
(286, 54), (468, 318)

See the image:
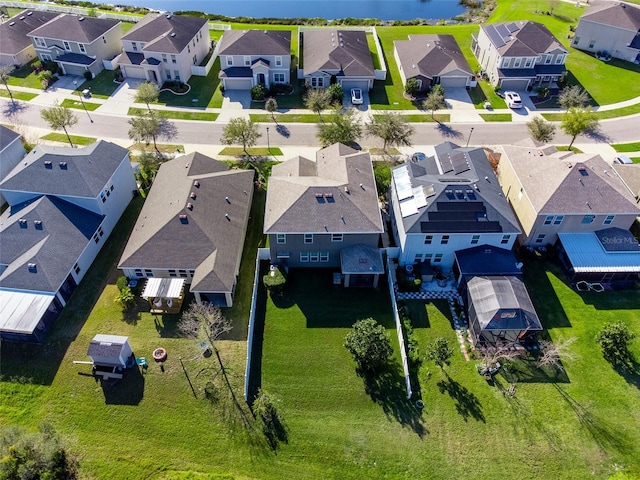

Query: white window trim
(244, 56), (251, 66)
(300, 252), (309, 262)
(502, 58), (511, 68)
(276, 234), (286, 244)
(331, 233), (343, 242)
(320, 252), (329, 262)
(275, 56), (282, 66)
(79, 43), (86, 54)
(63, 40), (71, 51)
(304, 233), (313, 244)
(513, 58), (522, 68)
(226, 56), (233, 66)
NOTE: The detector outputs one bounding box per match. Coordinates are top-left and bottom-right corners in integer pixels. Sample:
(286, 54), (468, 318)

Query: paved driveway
(95, 79), (144, 115)
(445, 87), (475, 110)
(217, 90), (252, 121)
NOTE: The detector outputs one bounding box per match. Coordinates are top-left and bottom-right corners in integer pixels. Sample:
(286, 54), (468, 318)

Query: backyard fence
(243, 248), (271, 402)
(191, 42), (220, 77)
(386, 256), (413, 400)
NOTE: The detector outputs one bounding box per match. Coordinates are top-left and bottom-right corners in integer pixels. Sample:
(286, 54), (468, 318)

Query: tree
(404, 78), (420, 96)
(304, 88), (332, 119)
(265, 97), (278, 122)
(366, 112), (414, 151)
(134, 81), (160, 110)
(40, 101), (78, 148)
(527, 116), (556, 143)
(114, 286), (135, 309)
(128, 110), (165, 154)
(316, 107), (362, 147)
(344, 318), (393, 372)
(596, 322), (636, 369)
(558, 85), (590, 110)
(535, 85), (550, 100)
(135, 151), (164, 190)
(536, 337), (577, 370)
(0, 64), (15, 105)
(561, 107), (599, 149)
(0, 424), (79, 479)
(327, 83), (344, 104)
(252, 389), (288, 450)
(220, 117), (261, 155)
(425, 337), (454, 369)
(373, 162), (392, 197)
(548, 0), (560, 14)
(423, 87), (446, 121)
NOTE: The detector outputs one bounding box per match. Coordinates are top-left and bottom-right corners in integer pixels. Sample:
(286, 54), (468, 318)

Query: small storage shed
(87, 334), (133, 367)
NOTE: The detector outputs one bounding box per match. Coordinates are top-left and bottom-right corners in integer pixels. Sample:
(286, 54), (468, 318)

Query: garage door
(500, 79), (530, 90)
(224, 78), (253, 90)
(122, 65), (145, 79)
(440, 76), (468, 88)
(340, 79), (370, 91)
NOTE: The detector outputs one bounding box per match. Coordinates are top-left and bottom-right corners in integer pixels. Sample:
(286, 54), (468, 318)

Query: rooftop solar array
(393, 165), (436, 218)
(438, 152), (471, 175)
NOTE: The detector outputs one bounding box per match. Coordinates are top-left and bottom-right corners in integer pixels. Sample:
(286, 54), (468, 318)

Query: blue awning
(558, 229), (640, 273)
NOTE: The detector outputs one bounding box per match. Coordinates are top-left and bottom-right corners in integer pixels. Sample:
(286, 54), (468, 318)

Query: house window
(73, 263), (80, 274)
(553, 215), (564, 225)
(100, 191), (106, 203)
(179, 270), (188, 277)
(535, 234), (546, 244)
(545, 55), (552, 64)
(524, 58), (532, 68)
(93, 233), (100, 244)
(276, 234), (286, 244)
(63, 41), (71, 51)
(144, 269), (153, 276)
(193, 39), (196, 47)
(188, 270), (195, 277)
(501, 235), (511, 244)
(544, 215), (554, 225)
(79, 43), (86, 54)
(169, 269), (177, 277)
(98, 226), (104, 237)
(471, 235), (480, 245)
(35, 37), (45, 47)
(275, 56), (282, 66)
(320, 252), (329, 262)
(166, 71), (172, 80)
(414, 254), (423, 263)
(300, 252), (309, 262)
(310, 252), (319, 262)
(171, 55), (177, 64)
(582, 215), (595, 224)
(134, 269), (143, 277)
(273, 73), (285, 83)
(226, 56), (233, 66)
(187, 45), (191, 53)
(103, 36), (106, 44)
(555, 55), (564, 64)
(162, 54), (168, 63)
(331, 233), (343, 242)
(41, 54), (52, 61)
(424, 235), (433, 245)
(174, 70), (180, 81)
(441, 235), (450, 245)
(573, 36), (580, 46)
(502, 58), (511, 68)
(424, 253), (433, 261)
(588, 40), (595, 49)
(434, 254), (443, 263)
(193, 54), (197, 65)
(311, 77), (324, 88)
(244, 56), (251, 66)
(513, 58), (522, 68)
(132, 42), (138, 52)
(603, 215), (615, 225)
(304, 233), (313, 244)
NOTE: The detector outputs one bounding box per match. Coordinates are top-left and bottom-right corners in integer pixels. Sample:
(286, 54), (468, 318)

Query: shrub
(405, 78), (420, 96)
(327, 83), (344, 104)
(115, 286), (135, 309)
(83, 71), (93, 81)
(344, 318), (393, 373)
(263, 265), (286, 294)
(251, 83), (266, 101)
(116, 276), (129, 292)
(596, 322), (636, 369)
(43, 60), (58, 75)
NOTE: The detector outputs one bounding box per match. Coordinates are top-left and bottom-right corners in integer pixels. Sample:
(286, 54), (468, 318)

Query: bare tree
(0, 64), (15, 105)
(477, 341), (525, 373)
(537, 337), (577, 370)
(548, 0), (560, 14)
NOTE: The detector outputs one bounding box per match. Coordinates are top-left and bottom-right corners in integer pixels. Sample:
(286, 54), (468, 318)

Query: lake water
(107, 0), (467, 21)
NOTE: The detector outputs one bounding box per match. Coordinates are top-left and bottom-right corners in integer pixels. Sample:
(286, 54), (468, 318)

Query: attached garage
(440, 76), (468, 88)
(340, 79), (371, 91)
(500, 78), (530, 90)
(223, 78), (253, 90)
(121, 65), (146, 80)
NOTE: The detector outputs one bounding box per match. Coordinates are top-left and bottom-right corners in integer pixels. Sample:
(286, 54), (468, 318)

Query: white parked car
(504, 91), (523, 109)
(613, 155), (633, 164)
(351, 88), (363, 105)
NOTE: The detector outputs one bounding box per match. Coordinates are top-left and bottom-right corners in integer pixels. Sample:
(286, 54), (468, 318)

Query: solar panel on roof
(437, 201), (485, 211)
(451, 153), (470, 174)
(507, 22), (520, 33)
(439, 155), (454, 174)
(400, 198), (418, 218)
(486, 26), (506, 48)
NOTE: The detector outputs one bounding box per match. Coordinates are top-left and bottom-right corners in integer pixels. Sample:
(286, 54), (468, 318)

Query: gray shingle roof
(0, 125), (20, 151)
(118, 153), (254, 294)
(500, 145), (640, 215)
(581, 2), (640, 30)
(264, 144), (383, 234)
(27, 14), (119, 43)
(394, 34), (473, 80)
(122, 13), (208, 54)
(392, 142), (520, 235)
(0, 10), (59, 55)
(482, 21), (566, 57)
(0, 141), (129, 199)
(55, 52), (95, 65)
(303, 30), (374, 77)
(218, 29), (291, 56)
(0, 195), (103, 293)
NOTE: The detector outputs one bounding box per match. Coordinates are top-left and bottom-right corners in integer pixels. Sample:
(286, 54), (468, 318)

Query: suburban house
(389, 142), (520, 270)
(302, 29), (375, 91)
(0, 141), (135, 342)
(264, 143), (384, 287)
(472, 21), (568, 90)
(613, 163), (640, 202)
(27, 14), (122, 78)
(117, 13), (209, 85)
(0, 126), (26, 207)
(118, 152), (254, 308)
(218, 29), (291, 90)
(573, 2), (640, 63)
(0, 10), (59, 67)
(497, 144), (640, 247)
(394, 34), (476, 91)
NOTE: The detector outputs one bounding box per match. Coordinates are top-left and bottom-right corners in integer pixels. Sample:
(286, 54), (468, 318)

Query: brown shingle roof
(218, 29), (291, 56)
(122, 13), (208, 54)
(394, 34), (473, 80)
(303, 30), (374, 77)
(581, 2), (640, 30)
(0, 10), (59, 55)
(482, 21), (566, 57)
(27, 14), (119, 43)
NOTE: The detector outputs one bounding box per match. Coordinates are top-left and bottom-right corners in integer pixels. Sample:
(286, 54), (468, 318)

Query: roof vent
(19, 218), (28, 227)
(28, 263), (37, 272)
(9, 22), (15, 26)
(171, 32), (176, 37)
(34, 220), (43, 229)
(166, 14), (172, 19)
(20, 16), (25, 20)
(225, 213), (230, 221)
(27, 11), (33, 15)
(179, 214), (188, 223)
(324, 193), (333, 198)
(360, 183), (365, 190)
(78, 17), (85, 21)
(187, 202), (193, 210)
(344, 186), (350, 194)
(44, 160), (52, 168)
(315, 193), (323, 198)
(59, 161), (67, 169)
(193, 180), (200, 188)
(473, 183), (479, 190)
(190, 192), (196, 199)
(225, 196), (230, 204)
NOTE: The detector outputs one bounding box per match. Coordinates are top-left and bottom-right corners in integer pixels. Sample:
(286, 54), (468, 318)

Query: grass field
(250, 113), (319, 123)
(0, 89), (38, 101)
(480, 113), (512, 122)
(128, 107), (218, 121)
(612, 142), (640, 153)
(158, 59), (223, 109)
(61, 98), (101, 111)
(40, 132), (96, 145)
(218, 147), (284, 156)
(6, 61), (43, 89)
(76, 70), (120, 99)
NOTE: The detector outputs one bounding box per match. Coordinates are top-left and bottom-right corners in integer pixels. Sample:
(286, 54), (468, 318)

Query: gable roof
(0, 195), (103, 293)
(392, 142), (520, 235)
(394, 34), (473, 79)
(581, 2), (640, 30)
(264, 143), (383, 234)
(500, 145), (640, 215)
(303, 30), (374, 77)
(122, 13), (208, 54)
(0, 141), (129, 199)
(0, 125), (21, 151)
(481, 21), (567, 57)
(87, 334), (129, 358)
(218, 29), (291, 56)
(27, 14), (119, 43)
(0, 10), (59, 55)
(118, 153), (254, 294)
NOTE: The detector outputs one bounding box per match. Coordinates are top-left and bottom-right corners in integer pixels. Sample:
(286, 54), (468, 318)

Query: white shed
(87, 334), (133, 367)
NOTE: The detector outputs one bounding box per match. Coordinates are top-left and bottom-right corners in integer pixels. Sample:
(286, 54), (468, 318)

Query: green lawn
(612, 142), (640, 153)
(373, 113), (451, 123)
(40, 132), (96, 145)
(128, 107), (218, 121)
(542, 101), (640, 121)
(77, 69), (120, 99)
(61, 98), (101, 111)
(250, 113), (319, 123)
(480, 113), (512, 122)
(556, 145), (584, 153)
(0, 89), (38, 101)
(158, 59), (223, 108)
(128, 142), (185, 154)
(630, 157), (640, 164)
(6, 61), (42, 89)
(218, 147), (284, 156)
